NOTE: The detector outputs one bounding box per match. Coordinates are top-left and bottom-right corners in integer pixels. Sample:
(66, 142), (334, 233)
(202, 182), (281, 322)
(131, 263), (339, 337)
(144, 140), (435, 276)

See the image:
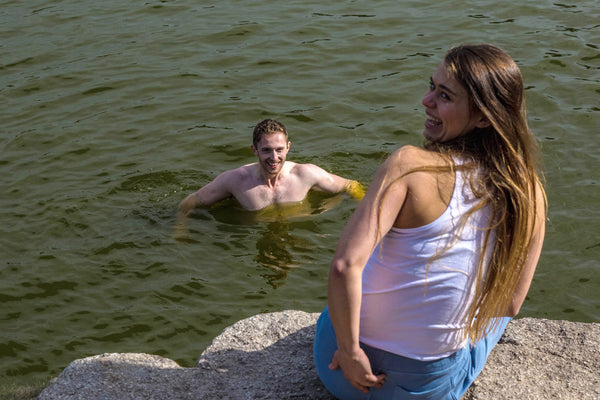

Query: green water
(1, 0), (598, 386)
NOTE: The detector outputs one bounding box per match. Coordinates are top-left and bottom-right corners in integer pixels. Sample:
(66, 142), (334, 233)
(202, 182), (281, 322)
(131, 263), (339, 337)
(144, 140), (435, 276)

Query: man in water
(177, 119), (364, 218)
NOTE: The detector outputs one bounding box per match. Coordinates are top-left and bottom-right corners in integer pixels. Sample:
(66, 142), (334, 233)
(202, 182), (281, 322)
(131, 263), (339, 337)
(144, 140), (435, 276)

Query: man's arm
(174, 171), (236, 239)
(177, 171), (236, 216)
(303, 164), (365, 200)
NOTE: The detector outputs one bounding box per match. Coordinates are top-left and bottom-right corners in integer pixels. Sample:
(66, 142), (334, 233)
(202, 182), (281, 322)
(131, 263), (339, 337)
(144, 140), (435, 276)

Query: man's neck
(256, 162), (286, 188)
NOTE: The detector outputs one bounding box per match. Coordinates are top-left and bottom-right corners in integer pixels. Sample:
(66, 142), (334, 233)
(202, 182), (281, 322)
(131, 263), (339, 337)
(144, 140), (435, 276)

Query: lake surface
(1, 0), (599, 386)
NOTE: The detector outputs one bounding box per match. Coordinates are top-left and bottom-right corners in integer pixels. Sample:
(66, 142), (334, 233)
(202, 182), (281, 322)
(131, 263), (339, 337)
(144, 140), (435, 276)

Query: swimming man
(177, 119), (364, 219)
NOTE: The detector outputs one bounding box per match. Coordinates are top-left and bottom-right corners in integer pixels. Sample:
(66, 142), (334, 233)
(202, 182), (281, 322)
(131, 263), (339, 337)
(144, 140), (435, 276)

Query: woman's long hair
(427, 44), (547, 341)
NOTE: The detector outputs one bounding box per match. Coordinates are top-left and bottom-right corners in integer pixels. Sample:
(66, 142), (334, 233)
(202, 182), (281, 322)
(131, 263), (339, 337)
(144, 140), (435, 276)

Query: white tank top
(359, 168), (492, 361)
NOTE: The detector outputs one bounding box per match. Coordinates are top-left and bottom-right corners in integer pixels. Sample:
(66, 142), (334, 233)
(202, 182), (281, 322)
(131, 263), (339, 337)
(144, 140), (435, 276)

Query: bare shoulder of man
(292, 162), (355, 194)
(288, 162), (325, 181)
(193, 167), (248, 206)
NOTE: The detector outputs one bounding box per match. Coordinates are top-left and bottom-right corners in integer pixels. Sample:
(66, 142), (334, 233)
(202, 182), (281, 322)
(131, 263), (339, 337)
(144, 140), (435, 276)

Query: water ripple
(1, 0), (598, 389)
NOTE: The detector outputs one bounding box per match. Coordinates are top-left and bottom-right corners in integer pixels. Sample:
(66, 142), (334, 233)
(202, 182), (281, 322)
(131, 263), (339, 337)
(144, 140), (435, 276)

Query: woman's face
(421, 63), (488, 142)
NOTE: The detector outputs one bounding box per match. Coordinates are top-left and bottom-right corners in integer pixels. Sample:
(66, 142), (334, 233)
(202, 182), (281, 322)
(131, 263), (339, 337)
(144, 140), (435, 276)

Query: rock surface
(37, 310), (600, 399)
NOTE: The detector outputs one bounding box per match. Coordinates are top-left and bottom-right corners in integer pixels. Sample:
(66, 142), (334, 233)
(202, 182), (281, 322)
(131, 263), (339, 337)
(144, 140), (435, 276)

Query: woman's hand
(329, 347), (386, 394)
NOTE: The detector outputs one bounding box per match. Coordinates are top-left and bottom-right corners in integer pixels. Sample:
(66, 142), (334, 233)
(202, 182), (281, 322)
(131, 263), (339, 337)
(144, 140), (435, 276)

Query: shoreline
(36, 311), (600, 399)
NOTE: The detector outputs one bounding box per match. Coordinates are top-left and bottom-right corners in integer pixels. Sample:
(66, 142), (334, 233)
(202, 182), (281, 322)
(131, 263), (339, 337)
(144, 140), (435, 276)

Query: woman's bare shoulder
(386, 145), (448, 171)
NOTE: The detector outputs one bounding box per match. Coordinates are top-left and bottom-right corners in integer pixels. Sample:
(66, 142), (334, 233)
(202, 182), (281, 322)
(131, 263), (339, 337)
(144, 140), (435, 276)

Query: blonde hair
(378, 44), (546, 342)
(435, 44), (546, 341)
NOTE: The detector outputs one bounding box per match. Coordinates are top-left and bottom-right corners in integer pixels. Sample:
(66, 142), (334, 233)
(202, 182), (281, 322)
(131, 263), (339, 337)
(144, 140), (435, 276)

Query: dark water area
(1, 0), (598, 386)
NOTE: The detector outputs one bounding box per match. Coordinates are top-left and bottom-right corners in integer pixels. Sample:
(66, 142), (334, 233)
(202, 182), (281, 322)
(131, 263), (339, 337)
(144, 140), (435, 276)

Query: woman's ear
(476, 116), (491, 128)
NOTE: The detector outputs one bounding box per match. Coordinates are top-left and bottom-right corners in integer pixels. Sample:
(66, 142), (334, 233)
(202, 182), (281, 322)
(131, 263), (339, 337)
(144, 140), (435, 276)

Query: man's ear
(251, 145), (258, 156)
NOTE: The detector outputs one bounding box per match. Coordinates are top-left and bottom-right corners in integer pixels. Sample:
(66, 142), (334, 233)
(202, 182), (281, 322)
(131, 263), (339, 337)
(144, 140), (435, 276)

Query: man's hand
(346, 180), (366, 200)
(173, 210), (191, 242)
(329, 347), (386, 394)
(173, 195), (198, 242)
(177, 193), (199, 218)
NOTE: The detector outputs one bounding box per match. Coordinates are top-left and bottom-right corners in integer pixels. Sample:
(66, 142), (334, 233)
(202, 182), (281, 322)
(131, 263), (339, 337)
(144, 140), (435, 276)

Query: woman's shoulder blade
(388, 145), (447, 170)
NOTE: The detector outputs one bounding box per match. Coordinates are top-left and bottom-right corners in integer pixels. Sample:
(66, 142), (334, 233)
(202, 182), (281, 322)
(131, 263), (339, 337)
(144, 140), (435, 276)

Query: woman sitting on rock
(313, 43), (546, 399)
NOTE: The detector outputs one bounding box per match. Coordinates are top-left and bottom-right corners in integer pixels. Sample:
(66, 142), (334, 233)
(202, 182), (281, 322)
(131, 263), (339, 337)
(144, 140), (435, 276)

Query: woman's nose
(422, 91), (434, 108)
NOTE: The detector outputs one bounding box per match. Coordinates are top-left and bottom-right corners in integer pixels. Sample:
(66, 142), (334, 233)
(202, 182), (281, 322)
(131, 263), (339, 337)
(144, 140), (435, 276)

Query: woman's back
(386, 145), (456, 230)
(360, 160), (492, 360)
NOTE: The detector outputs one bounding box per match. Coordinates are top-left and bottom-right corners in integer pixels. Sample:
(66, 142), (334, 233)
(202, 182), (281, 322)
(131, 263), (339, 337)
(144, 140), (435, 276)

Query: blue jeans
(313, 307), (510, 400)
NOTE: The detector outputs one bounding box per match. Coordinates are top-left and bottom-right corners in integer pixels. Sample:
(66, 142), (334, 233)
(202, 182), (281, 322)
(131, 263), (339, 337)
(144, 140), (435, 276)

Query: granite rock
(37, 310), (600, 399)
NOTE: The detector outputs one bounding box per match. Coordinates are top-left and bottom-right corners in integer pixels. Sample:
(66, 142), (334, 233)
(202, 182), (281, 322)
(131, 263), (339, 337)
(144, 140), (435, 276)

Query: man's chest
(233, 182), (310, 210)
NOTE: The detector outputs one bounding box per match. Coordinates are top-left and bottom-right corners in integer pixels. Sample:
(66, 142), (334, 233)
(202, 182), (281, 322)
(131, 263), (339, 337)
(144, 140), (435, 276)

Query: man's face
(251, 132), (290, 176)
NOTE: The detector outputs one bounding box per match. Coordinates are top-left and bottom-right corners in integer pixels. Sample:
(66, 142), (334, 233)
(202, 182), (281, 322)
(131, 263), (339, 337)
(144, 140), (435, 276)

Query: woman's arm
(327, 147), (415, 393)
(506, 181), (547, 317)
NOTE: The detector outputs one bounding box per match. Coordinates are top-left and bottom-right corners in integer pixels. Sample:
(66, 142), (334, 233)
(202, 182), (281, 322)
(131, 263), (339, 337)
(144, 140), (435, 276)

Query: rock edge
(37, 311), (600, 399)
